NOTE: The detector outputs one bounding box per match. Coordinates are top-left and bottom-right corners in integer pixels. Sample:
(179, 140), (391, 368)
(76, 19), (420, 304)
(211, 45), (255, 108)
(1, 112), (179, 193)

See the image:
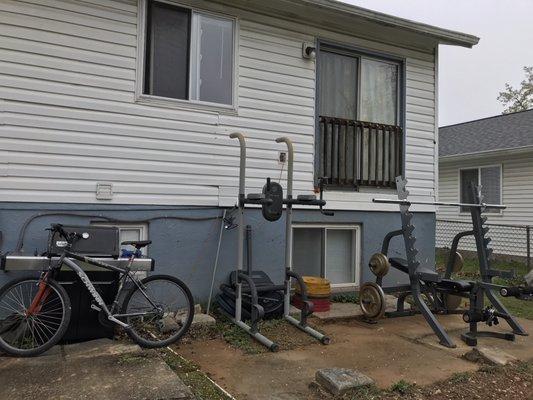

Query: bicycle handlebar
(49, 224), (87, 244)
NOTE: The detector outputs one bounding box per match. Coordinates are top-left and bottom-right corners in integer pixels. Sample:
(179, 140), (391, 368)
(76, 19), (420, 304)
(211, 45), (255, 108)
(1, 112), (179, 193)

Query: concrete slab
(177, 315), (533, 400)
(315, 368), (374, 395)
(408, 315), (533, 362)
(464, 346), (518, 366)
(313, 302), (362, 321)
(0, 339), (193, 400)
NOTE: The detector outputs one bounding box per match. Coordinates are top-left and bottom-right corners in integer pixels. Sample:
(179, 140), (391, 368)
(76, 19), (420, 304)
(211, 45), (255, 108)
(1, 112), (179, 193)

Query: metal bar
(527, 226), (531, 270)
(373, 198), (506, 210)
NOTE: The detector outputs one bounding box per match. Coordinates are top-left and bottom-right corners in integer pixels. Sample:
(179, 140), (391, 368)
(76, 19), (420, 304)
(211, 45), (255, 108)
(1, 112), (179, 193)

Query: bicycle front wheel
(0, 277), (71, 357)
(121, 275), (194, 348)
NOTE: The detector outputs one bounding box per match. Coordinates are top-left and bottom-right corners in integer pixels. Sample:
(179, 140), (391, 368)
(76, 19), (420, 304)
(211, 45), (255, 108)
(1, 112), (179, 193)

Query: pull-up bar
(372, 198), (507, 210)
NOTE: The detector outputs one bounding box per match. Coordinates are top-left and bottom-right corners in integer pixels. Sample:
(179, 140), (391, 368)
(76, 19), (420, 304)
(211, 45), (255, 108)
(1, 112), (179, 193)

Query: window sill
(135, 94), (238, 116)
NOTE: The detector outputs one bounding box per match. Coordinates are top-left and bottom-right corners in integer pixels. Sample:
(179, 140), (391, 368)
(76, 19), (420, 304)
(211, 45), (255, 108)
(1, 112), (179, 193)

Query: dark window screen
(460, 168), (479, 212)
(480, 166), (501, 213)
(144, 1), (190, 100)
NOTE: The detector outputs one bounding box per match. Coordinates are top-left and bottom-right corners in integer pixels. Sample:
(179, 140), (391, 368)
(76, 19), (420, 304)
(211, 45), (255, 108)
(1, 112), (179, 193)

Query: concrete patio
(0, 339), (193, 400)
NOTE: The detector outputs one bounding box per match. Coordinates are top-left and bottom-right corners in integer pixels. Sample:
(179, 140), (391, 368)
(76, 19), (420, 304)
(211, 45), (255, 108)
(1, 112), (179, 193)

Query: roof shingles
(439, 109), (533, 157)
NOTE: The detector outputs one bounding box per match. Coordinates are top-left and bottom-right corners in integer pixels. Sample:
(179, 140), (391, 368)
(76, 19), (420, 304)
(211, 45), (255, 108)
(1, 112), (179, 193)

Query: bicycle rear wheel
(0, 277), (71, 357)
(121, 275), (194, 348)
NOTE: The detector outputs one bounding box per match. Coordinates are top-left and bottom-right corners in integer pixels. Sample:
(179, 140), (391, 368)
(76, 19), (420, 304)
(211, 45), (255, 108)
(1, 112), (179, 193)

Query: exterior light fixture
(302, 42), (316, 60)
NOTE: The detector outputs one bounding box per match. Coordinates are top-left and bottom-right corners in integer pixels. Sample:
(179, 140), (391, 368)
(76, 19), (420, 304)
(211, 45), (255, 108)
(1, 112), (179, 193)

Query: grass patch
(162, 349), (231, 400)
(342, 384), (382, 400)
(388, 380), (416, 396)
(212, 311), (322, 354)
(449, 371), (470, 384)
(117, 352), (150, 365)
(332, 293), (359, 303)
(436, 251), (532, 320)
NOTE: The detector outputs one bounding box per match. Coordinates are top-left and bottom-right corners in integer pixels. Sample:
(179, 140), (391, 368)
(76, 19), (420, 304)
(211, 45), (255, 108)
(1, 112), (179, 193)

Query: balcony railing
(318, 116), (403, 189)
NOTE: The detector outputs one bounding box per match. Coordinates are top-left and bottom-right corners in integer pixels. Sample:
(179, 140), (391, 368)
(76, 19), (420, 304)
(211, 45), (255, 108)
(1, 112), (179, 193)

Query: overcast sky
(342, 0), (533, 126)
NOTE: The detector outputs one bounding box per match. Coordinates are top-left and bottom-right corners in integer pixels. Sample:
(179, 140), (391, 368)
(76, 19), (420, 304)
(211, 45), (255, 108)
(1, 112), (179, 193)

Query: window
(292, 226), (360, 286)
(318, 46), (400, 125)
(143, 0), (235, 106)
(460, 166), (502, 213)
(93, 223), (149, 256)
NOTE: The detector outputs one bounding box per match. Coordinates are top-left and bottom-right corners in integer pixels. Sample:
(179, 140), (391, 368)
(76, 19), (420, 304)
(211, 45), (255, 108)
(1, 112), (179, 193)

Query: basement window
(141, 0), (235, 107)
(292, 225), (361, 287)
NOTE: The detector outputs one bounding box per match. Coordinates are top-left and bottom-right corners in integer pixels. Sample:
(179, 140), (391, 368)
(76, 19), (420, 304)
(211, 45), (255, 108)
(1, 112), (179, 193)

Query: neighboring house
(438, 110), (533, 258)
(0, 0), (478, 299)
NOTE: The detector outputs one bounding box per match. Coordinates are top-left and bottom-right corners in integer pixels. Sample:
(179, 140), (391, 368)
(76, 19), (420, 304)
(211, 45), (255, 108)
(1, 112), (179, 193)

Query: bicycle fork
(26, 272), (52, 316)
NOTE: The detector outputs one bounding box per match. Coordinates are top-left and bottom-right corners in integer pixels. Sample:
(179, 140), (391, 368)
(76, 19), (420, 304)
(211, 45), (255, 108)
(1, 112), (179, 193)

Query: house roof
(296, 0), (480, 48)
(439, 109), (533, 158)
(225, 0), (480, 50)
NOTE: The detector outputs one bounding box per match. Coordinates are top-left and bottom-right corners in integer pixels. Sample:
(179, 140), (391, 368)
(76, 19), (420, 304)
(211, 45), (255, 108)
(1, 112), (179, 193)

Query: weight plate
(444, 294), (463, 310)
(452, 252), (464, 273)
(369, 253), (390, 277)
(359, 282), (386, 320)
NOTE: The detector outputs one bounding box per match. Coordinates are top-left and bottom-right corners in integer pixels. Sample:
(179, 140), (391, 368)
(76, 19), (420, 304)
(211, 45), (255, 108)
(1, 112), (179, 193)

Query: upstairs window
(318, 47), (400, 125)
(460, 166), (502, 213)
(143, 1), (235, 106)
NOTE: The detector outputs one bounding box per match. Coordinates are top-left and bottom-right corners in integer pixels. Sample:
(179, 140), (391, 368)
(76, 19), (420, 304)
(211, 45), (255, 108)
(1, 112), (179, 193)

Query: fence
(317, 116), (403, 189)
(436, 219), (531, 268)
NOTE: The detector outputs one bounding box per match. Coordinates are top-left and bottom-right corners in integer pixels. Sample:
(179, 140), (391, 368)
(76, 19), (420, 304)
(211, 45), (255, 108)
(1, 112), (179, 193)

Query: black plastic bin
(57, 270), (119, 343)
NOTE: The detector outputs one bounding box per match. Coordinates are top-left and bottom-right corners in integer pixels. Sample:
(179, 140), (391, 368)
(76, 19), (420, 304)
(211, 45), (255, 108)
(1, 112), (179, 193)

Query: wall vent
(96, 182), (113, 200)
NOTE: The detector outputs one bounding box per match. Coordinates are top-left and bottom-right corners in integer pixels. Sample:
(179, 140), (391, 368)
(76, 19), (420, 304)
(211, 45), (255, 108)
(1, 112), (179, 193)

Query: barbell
(372, 198), (506, 210)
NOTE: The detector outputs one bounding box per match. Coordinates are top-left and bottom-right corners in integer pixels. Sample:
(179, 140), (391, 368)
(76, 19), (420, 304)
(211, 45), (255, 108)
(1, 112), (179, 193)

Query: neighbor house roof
(439, 109), (533, 158)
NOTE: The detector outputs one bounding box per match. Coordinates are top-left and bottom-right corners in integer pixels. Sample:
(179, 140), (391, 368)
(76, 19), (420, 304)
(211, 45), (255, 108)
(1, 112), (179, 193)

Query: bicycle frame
(45, 250), (160, 329)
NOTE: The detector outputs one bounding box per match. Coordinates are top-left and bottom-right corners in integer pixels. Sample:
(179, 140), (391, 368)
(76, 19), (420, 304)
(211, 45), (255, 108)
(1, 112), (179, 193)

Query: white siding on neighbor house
(437, 151), (533, 256)
(0, 0), (438, 210)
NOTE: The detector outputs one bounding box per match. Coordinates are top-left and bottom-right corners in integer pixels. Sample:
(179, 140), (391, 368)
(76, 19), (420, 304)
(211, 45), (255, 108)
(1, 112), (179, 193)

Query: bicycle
(0, 223), (194, 357)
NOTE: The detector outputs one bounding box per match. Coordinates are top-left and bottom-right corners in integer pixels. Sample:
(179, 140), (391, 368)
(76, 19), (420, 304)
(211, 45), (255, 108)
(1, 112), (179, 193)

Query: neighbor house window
(460, 166), (502, 213)
(292, 225), (360, 286)
(143, 0), (235, 106)
(318, 46), (400, 125)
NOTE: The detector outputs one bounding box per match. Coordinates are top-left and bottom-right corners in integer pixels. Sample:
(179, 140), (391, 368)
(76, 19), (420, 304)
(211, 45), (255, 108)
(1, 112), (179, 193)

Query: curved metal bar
(275, 137), (293, 196)
(229, 132), (246, 196)
(236, 272), (264, 323)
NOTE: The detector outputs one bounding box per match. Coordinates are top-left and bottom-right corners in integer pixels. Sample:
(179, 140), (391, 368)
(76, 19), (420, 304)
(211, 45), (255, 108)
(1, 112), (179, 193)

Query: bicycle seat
(121, 240), (152, 249)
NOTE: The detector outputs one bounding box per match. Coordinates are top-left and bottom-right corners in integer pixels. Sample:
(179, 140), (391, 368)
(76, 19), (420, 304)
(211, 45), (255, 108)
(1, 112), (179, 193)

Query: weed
(449, 371), (470, 383)
(388, 379), (416, 395)
(343, 384), (381, 400)
(163, 348), (231, 400)
(117, 353), (150, 365)
(332, 293), (359, 303)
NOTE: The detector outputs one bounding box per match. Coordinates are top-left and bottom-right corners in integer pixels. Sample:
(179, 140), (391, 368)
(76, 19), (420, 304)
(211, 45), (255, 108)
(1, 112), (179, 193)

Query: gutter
(294, 0), (480, 48)
(439, 145), (533, 162)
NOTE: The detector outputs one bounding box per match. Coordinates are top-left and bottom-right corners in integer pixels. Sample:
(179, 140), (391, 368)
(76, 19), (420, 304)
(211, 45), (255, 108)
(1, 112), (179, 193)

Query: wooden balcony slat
(318, 116), (403, 189)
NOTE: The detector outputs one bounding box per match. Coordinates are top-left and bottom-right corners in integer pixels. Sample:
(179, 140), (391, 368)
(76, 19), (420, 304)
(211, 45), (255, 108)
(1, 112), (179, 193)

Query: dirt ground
(174, 314), (533, 400)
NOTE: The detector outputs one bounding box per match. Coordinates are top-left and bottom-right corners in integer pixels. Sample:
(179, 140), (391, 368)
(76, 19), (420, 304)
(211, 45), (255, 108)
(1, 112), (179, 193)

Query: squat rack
(370, 177), (528, 347)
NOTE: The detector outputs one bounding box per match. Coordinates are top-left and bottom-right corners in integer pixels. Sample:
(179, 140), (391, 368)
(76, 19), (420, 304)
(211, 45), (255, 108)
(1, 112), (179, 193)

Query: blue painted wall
(0, 202), (435, 303)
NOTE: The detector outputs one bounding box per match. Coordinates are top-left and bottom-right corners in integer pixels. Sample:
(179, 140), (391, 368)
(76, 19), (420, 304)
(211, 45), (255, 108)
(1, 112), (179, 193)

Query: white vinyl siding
(0, 0), (438, 210)
(438, 151), (533, 225)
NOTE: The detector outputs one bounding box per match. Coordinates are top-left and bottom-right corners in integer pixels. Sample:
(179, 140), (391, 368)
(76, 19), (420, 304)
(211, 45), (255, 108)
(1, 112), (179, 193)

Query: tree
(497, 66), (533, 114)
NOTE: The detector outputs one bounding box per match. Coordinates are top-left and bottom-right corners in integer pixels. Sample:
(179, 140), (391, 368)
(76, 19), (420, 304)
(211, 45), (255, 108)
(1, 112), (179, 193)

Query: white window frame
(318, 43), (403, 126)
(135, 0), (239, 114)
(458, 164), (503, 215)
(291, 224), (361, 288)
